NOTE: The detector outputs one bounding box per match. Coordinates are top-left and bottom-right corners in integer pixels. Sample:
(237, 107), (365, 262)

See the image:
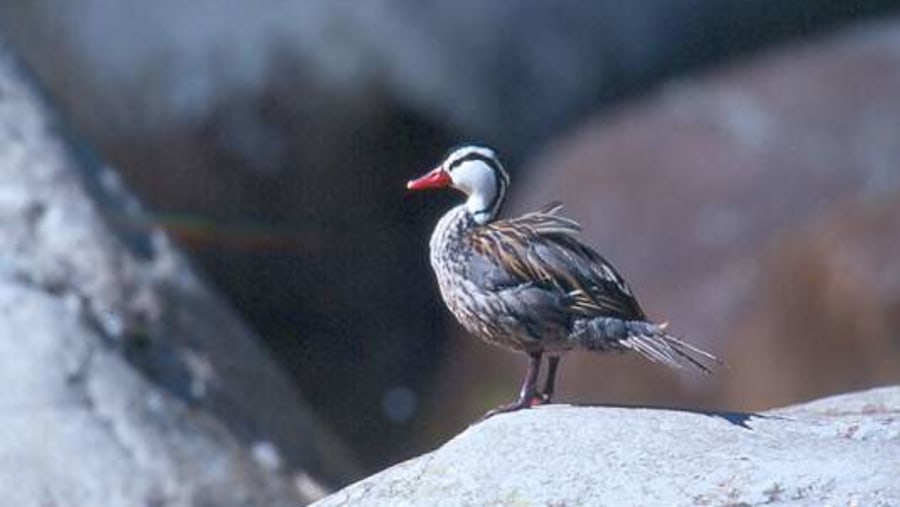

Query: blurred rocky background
(0, 41), (348, 505)
(1, 0), (899, 485)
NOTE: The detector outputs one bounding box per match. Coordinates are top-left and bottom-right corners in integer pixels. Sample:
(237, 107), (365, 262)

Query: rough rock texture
(0, 42), (355, 504)
(315, 385), (900, 506)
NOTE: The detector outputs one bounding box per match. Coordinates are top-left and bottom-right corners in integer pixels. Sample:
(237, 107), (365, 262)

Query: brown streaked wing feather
(466, 204), (645, 320)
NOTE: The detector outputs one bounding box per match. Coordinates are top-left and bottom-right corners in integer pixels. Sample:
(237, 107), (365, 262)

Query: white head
(407, 145), (510, 224)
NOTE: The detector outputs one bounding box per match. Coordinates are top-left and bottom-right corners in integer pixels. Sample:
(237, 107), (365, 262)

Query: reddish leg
(542, 355), (560, 402)
(482, 351), (544, 420)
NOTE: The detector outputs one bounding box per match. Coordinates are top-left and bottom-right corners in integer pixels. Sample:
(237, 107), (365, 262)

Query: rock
(723, 198), (900, 408)
(512, 18), (900, 412)
(314, 385), (900, 506)
(2, 9), (457, 470)
(0, 41), (355, 504)
(2, 1), (896, 154)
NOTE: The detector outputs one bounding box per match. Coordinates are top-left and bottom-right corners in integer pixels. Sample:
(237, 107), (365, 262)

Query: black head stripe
(486, 159), (508, 219)
(447, 151), (509, 186)
(448, 152), (498, 171)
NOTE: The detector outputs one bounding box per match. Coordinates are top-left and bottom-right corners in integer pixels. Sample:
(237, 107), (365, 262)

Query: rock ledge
(315, 386), (900, 506)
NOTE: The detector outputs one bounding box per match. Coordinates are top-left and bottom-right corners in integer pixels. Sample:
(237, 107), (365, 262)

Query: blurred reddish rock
(424, 20), (900, 431)
(726, 196), (900, 408)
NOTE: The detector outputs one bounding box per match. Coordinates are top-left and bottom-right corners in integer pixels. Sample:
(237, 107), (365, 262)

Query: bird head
(407, 145), (510, 224)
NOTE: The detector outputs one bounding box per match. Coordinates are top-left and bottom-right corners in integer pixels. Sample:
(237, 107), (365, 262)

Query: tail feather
(571, 318), (721, 374)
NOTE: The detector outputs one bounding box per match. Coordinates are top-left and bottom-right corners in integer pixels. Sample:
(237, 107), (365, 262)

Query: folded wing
(464, 203), (646, 322)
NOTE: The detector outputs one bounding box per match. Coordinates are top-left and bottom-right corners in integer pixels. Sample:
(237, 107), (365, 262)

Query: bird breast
(429, 206), (489, 335)
(428, 206), (569, 352)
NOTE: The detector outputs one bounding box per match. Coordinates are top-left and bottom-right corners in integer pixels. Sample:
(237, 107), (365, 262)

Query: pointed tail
(570, 318), (721, 374)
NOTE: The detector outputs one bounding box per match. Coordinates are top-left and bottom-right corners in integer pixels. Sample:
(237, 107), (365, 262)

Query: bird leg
(541, 356), (561, 402)
(482, 351), (544, 420)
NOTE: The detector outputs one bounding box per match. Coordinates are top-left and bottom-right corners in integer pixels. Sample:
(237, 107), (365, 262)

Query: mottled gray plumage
(409, 145), (718, 416)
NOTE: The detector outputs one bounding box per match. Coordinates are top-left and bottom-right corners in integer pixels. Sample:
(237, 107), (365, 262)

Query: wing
(464, 203), (646, 321)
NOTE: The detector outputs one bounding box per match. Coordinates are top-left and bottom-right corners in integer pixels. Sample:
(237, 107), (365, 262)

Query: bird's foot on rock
(480, 392), (549, 421)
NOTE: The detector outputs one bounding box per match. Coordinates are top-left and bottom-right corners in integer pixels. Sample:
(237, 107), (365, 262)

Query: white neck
(449, 159), (500, 224)
(466, 193), (495, 224)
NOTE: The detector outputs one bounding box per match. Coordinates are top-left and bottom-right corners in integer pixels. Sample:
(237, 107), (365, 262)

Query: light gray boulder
(0, 41), (355, 505)
(315, 385), (900, 506)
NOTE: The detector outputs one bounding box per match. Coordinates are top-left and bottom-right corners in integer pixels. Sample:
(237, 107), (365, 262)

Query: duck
(407, 145), (718, 417)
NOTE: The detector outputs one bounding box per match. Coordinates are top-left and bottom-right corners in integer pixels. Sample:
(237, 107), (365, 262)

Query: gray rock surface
(0, 41), (354, 505)
(315, 385), (900, 506)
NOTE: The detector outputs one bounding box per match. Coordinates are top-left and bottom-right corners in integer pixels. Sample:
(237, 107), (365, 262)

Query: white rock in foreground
(0, 41), (351, 505)
(315, 386), (900, 506)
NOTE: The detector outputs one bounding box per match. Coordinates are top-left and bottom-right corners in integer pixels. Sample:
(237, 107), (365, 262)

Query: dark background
(2, 0), (900, 479)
